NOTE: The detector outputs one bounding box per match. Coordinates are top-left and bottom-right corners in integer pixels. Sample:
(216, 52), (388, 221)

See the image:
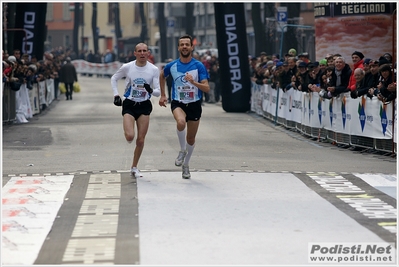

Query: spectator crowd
(249, 48), (396, 105)
(4, 45), (395, 108)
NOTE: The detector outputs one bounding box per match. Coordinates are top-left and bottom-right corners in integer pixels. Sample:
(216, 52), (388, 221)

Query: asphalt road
(2, 75), (397, 266)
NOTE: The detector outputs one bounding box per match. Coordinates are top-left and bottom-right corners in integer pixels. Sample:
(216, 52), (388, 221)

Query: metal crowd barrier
(251, 82), (397, 155)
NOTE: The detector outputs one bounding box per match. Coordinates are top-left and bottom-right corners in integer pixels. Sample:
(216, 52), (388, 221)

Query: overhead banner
(214, 3), (251, 112)
(14, 3), (47, 58)
(314, 3), (396, 63)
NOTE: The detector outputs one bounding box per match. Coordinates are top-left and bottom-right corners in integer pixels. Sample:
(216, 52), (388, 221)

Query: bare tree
(139, 3), (147, 42)
(185, 3), (194, 36)
(281, 3), (300, 55)
(157, 3), (167, 62)
(251, 3), (267, 56)
(92, 3), (98, 54)
(73, 3), (80, 56)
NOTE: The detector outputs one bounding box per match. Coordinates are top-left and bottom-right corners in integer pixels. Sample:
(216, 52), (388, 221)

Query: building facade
(45, 3), (315, 62)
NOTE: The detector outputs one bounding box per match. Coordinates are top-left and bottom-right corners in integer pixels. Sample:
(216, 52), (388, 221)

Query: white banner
(251, 82), (395, 145)
(45, 78), (54, 105)
(15, 83), (33, 123)
(38, 81), (47, 107)
(72, 60), (122, 75)
(28, 83), (40, 115)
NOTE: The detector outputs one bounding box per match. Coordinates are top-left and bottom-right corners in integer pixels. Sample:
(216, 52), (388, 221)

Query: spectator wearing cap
(296, 61), (310, 92)
(351, 58), (380, 98)
(348, 51), (365, 91)
(298, 52), (310, 64)
(277, 61), (291, 91)
(378, 56), (390, 66)
(351, 58), (379, 99)
(272, 53), (280, 61)
(308, 62), (323, 92)
(319, 59), (327, 73)
(288, 48), (297, 57)
(271, 61), (285, 88)
(326, 56), (352, 97)
(374, 64), (396, 103)
(382, 53), (393, 64)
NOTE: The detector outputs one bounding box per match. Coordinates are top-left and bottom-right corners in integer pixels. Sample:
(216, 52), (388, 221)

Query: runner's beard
(180, 50), (191, 58)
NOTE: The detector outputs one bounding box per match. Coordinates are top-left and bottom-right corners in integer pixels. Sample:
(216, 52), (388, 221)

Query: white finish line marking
(2, 175), (74, 265)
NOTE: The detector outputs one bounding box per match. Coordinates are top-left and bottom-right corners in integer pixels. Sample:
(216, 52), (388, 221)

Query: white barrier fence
(3, 79), (55, 124)
(72, 60), (122, 76)
(251, 82), (397, 153)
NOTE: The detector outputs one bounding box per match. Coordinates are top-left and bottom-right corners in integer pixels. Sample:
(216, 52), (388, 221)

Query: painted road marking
(2, 171), (396, 264)
(295, 172), (397, 243)
(1, 175), (73, 265)
(61, 173), (121, 264)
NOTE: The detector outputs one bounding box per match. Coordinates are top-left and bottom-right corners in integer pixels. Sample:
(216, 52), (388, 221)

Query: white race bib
(177, 85), (195, 102)
(130, 84), (147, 101)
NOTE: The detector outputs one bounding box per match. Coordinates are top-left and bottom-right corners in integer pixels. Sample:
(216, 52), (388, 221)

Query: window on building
(80, 4), (84, 26)
(63, 3), (71, 21)
(46, 3), (53, 21)
(65, 35), (70, 47)
(108, 3), (115, 24)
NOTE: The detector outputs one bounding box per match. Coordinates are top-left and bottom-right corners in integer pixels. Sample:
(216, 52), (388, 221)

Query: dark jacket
(60, 62), (78, 84)
(330, 63), (352, 96)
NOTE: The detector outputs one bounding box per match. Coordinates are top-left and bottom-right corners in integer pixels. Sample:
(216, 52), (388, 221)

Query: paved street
(2, 75), (397, 266)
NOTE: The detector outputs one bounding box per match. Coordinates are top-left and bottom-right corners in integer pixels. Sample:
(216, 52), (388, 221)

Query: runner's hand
(144, 83), (153, 94)
(114, 95), (122, 106)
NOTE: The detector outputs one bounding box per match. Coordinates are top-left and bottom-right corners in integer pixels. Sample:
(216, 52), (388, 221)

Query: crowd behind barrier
(251, 82), (397, 154)
(3, 46), (397, 156)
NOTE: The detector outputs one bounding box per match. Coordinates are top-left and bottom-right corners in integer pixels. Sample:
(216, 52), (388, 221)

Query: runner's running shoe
(131, 167), (143, 178)
(182, 164), (191, 179)
(175, 150), (187, 166)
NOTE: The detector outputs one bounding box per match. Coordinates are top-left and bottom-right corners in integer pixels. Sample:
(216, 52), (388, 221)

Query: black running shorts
(171, 100), (202, 122)
(122, 99), (152, 120)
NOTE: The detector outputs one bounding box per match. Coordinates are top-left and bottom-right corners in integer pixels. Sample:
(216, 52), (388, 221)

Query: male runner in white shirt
(111, 43), (160, 178)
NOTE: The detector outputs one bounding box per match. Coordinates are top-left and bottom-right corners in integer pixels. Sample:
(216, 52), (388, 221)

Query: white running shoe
(175, 150), (187, 166)
(182, 164), (191, 179)
(131, 167), (143, 178)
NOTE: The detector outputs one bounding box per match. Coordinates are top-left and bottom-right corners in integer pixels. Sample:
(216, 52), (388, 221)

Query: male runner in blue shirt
(159, 35), (210, 179)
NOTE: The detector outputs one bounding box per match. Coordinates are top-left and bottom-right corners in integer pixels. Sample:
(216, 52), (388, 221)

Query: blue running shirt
(164, 58), (209, 103)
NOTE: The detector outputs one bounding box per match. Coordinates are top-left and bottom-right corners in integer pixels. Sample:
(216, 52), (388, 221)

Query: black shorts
(171, 100), (202, 122)
(122, 99), (152, 120)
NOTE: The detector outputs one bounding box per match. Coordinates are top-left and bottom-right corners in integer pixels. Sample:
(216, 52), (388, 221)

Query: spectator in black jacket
(326, 56), (352, 97)
(59, 57), (78, 100)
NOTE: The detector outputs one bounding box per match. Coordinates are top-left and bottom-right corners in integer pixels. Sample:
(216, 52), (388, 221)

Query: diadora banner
(314, 2), (396, 64)
(251, 83), (394, 140)
(214, 3), (251, 113)
(14, 3), (47, 58)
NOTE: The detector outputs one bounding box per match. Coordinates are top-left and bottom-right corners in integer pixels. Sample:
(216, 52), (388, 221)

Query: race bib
(130, 84), (147, 101)
(177, 85), (195, 101)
